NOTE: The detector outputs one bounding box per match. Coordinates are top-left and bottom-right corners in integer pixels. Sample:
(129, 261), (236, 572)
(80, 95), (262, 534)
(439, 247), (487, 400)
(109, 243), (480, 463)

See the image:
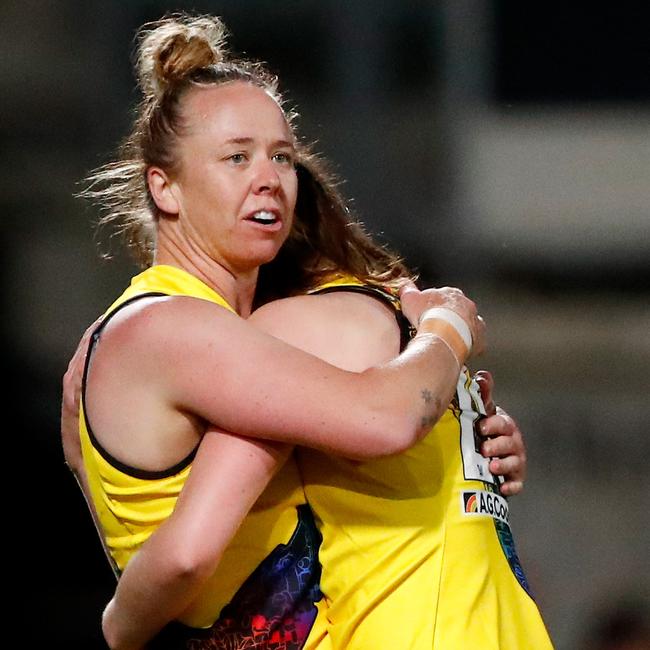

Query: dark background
(4, 2), (648, 648)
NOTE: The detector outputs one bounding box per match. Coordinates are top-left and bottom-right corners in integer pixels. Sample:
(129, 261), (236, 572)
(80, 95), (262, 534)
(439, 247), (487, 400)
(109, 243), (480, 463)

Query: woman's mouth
(248, 210), (278, 225)
(245, 209), (284, 231)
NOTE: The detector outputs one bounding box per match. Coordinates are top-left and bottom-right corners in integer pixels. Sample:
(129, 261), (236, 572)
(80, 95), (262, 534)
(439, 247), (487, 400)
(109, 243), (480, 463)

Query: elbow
(101, 601), (122, 650)
(359, 406), (445, 460)
(164, 543), (219, 586)
(167, 553), (213, 587)
(353, 418), (420, 461)
(382, 417), (424, 457)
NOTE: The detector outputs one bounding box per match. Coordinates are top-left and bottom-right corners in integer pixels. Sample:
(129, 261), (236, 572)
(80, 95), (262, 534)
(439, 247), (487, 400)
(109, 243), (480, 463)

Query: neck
(155, 239), (258, 318)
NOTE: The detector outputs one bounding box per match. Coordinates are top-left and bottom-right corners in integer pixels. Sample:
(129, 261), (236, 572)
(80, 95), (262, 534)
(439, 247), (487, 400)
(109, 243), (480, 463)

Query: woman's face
(162, 81), (298, 274)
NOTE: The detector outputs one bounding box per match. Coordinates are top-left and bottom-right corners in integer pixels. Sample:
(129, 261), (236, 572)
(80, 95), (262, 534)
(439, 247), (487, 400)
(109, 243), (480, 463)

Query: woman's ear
(147, 166), (180, 215)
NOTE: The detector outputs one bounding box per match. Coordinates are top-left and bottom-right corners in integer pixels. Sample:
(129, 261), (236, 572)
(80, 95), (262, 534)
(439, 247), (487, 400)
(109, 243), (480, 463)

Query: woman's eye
(273, 152), (294, 165)
(229, 153), (247, 164)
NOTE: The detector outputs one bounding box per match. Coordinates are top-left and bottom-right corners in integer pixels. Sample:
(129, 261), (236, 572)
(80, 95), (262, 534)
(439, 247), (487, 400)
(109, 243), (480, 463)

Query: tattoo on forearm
(420, 389), (441, 411)
(420, 415), (437, 431)
(419, 388), (441, 433)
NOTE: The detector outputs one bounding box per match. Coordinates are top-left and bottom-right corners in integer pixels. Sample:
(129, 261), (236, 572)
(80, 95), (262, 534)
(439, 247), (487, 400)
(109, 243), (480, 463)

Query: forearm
(244, 301), (472, 460)
(102, 538), (208, 650)
(369, 299), (478, 449)
(170, 285), (483, 461)
(232, 333), (462, 461)
(102, 432), (289, 649)
(361, 331), (465, 454)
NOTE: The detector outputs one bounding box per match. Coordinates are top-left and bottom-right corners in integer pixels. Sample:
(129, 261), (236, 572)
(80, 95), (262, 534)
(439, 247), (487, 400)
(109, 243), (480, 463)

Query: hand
(475, 370), (527, 496)
(62, 316), (103, 415)
(399, 283), (485, 358)
(62, 318), (100, 412)
(61, 315), (103, 471)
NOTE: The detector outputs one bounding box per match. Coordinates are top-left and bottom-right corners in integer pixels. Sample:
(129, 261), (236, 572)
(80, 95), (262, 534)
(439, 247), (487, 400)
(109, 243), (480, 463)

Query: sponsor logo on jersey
(461, 489), (510, 525)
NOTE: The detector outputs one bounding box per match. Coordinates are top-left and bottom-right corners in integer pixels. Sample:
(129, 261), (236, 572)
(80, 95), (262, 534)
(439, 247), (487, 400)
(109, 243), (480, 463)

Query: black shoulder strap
(80, 292), (198, 479)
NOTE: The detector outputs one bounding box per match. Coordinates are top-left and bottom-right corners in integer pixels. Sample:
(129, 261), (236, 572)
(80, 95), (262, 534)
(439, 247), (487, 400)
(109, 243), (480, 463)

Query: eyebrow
(224, 137), (295, 149)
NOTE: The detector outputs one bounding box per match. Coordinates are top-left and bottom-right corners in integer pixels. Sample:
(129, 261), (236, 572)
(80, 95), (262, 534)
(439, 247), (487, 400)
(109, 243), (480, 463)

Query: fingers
(488, 454), (523, 479)
(62, 316), (103, 414)
(477, 407), (518, 440)
(400, 285), (486, 360)
(61, 340), (89, 468)
(62, 337), (89, 413)
(398, 280), (418, 297)
(400, 286), (473, 325)
(474, 370), (496, 416)
(488, 452), (525, 495)
(498, 480), (524, 496)
(478, 405), (527, 490)
(480, 427), (521, 458)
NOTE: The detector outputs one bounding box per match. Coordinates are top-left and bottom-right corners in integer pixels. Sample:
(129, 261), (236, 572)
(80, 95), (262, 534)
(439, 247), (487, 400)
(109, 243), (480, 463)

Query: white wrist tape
(418, 307), (473, 352)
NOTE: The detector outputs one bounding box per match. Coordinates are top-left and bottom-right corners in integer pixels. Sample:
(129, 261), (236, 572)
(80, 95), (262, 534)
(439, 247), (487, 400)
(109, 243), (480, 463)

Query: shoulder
(101, 294), (240, 346)
(252, 290), (397, 327)
(91, 294), (249, 381)
(250, 291), (401, 371)
(249, 294), (327, 337)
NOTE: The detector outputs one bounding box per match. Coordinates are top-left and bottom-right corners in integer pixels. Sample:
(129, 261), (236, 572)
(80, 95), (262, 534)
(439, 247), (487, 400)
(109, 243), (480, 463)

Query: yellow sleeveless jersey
(79, 264), (326, 649)
(299, 279), (554, 649)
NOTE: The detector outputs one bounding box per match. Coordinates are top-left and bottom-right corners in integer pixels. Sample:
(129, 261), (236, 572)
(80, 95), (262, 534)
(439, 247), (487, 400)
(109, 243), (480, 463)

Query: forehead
(182, 81), (291, 143)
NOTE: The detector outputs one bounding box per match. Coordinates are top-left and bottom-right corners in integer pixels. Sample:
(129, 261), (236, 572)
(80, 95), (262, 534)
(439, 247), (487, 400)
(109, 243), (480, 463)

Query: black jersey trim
(308, 283), (415, 352)
(80, 292), (199, 480)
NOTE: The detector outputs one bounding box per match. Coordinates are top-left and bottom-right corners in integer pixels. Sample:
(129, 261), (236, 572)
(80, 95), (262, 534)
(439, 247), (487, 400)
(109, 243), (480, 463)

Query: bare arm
(253, 294), (528, 492)
(102, 431), (290, 650)
(101, 291), (406, 649)
(87, 285), (482, 468)
(99, 291), (524, 649)
(61, 321), (294, 649)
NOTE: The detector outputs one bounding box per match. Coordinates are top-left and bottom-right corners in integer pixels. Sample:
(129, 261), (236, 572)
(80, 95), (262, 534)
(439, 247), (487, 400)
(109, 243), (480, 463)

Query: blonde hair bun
(136, 13), (228, 99)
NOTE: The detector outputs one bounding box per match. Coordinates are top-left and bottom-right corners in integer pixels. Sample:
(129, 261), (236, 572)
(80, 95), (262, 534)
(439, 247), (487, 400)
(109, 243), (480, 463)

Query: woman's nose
(252, 159), (280, 194)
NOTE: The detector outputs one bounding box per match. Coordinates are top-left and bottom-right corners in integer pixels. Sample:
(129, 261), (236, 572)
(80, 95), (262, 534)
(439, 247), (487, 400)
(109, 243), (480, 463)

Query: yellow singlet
(79, 264), (326, 649)
(300, 279), (555, 649)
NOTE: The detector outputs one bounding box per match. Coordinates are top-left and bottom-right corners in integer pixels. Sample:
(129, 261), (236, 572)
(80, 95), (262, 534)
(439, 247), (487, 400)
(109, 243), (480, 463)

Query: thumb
(398, 280), (419, 299)
(398, 282), (423, 328)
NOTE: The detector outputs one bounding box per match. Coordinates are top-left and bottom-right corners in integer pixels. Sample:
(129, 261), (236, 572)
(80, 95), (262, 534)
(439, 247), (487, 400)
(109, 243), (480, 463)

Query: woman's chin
(231, 246), (285, 274)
